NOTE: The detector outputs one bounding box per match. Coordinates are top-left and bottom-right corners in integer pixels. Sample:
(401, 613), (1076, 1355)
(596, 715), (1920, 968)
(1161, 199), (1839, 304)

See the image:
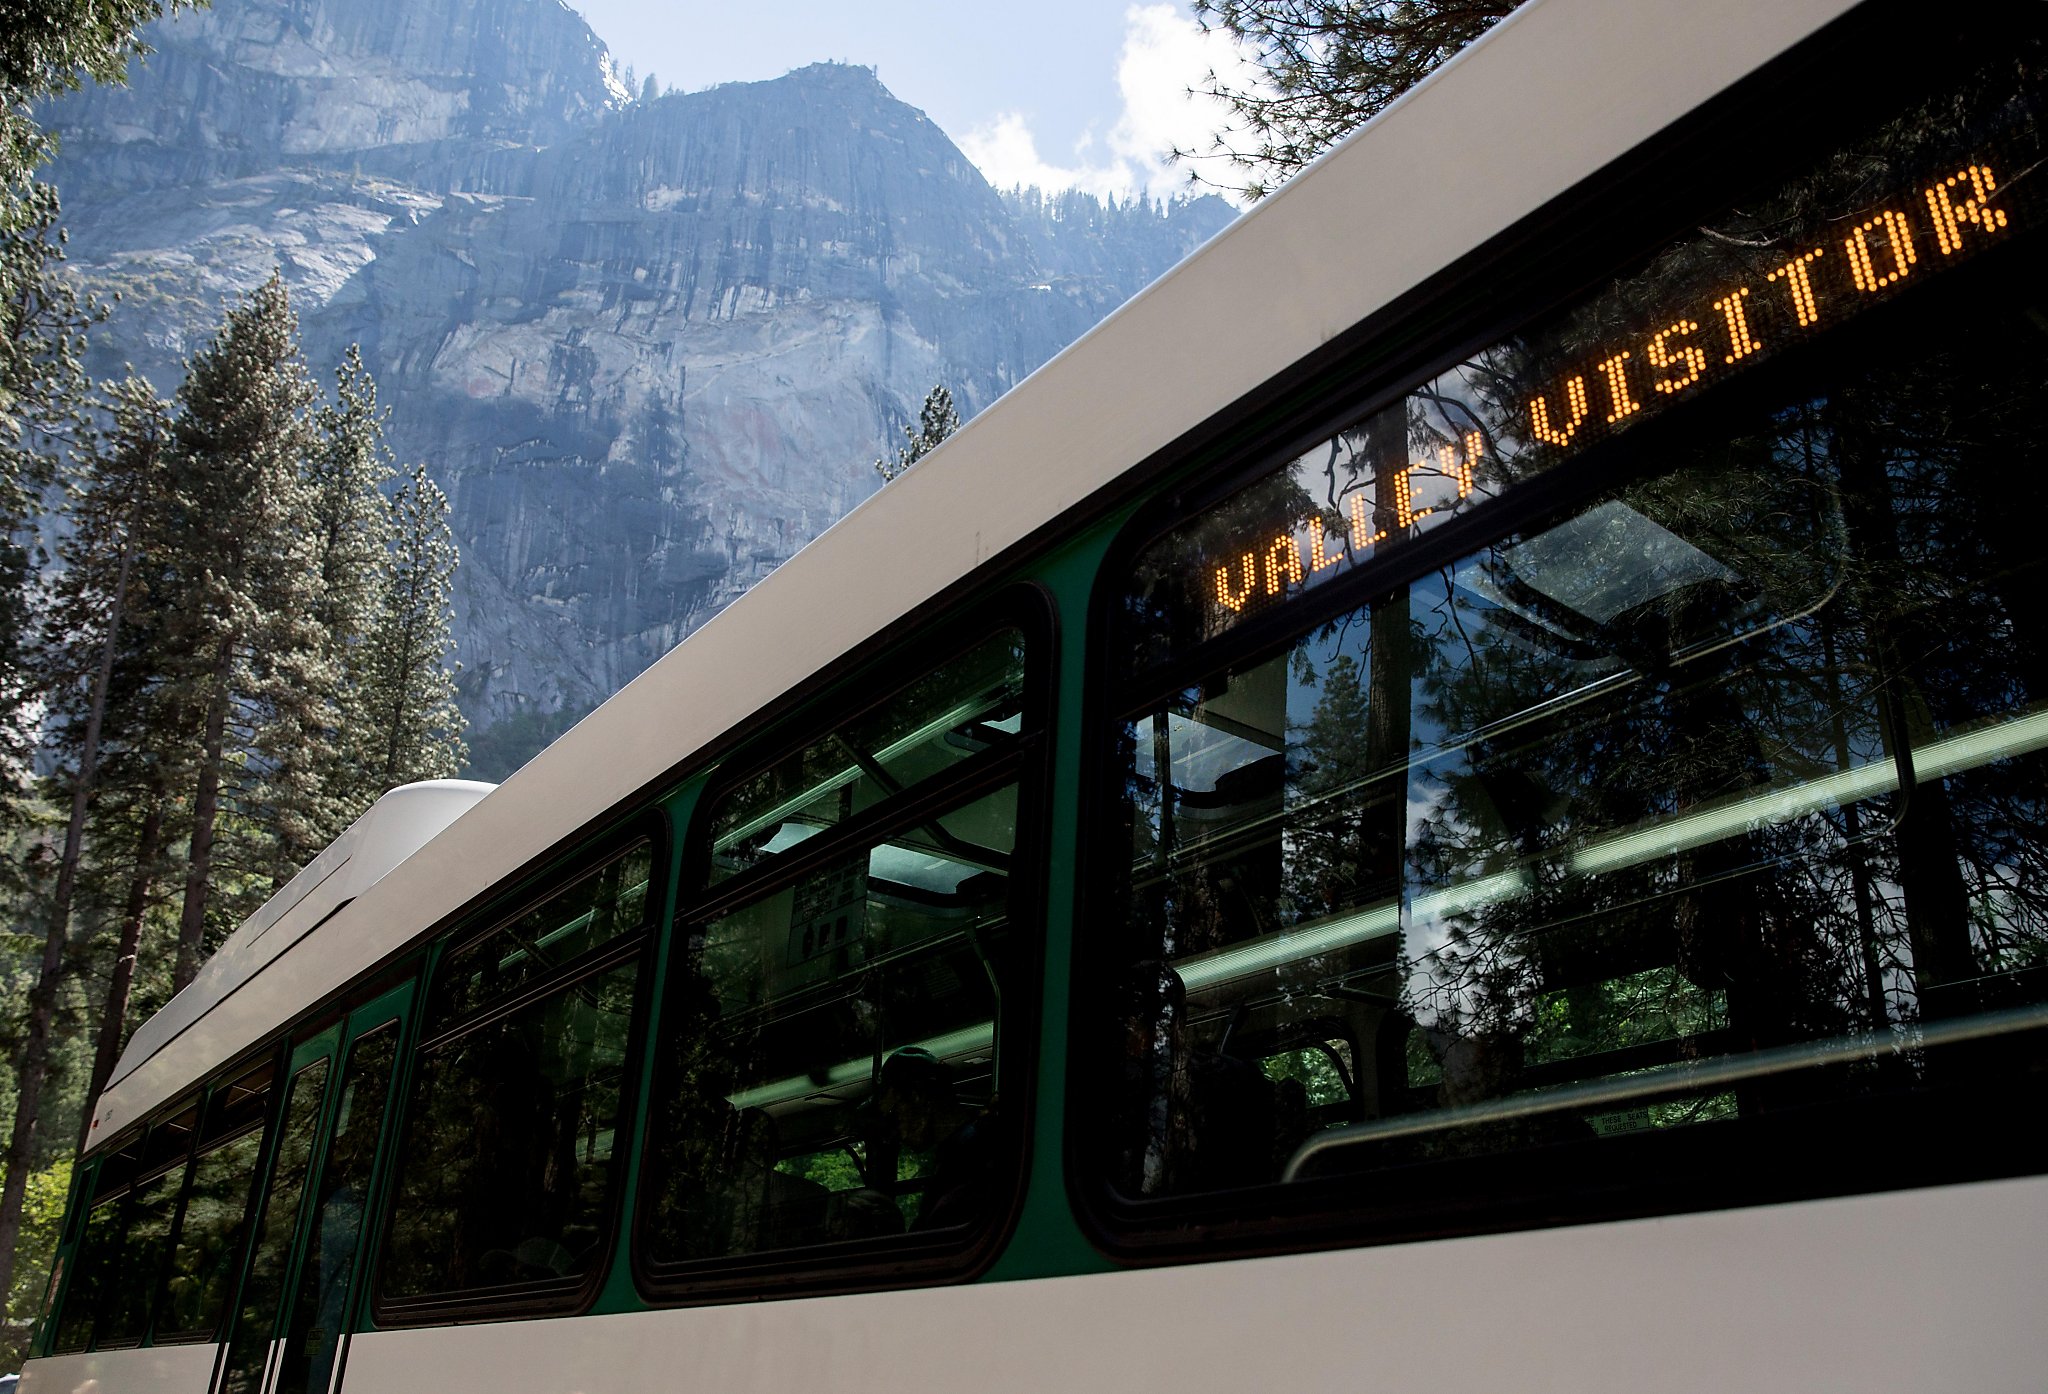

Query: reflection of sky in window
(869, 844), (980, 895)
(1163, 712), (1272, 793)
(761, 821), (825, 855)
(1498, 500), (1737, 624)
(1409, 364), (1498, 457)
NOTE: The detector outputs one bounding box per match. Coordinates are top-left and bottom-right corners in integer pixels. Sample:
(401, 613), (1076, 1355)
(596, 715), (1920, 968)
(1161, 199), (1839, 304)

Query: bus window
(378, 839), (656, 1310)
(153, 1059), (275, 1341)
(47, 1103), (199, 1351)
(273, 1024), (399, 1394)
(47, 1134), (142, 1354)
(1092, 26), (2048, 1242)
(708, 628), (1029, 886)
(640, 622), (1038, 1284)
(218, 1058), (329, 1394)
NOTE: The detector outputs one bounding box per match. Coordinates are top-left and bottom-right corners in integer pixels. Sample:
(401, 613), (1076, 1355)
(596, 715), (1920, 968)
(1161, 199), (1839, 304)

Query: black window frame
(368, 813), (669, 1326)
(1067, 0), (2048, 1263)
(633, 583), (1057, 1304)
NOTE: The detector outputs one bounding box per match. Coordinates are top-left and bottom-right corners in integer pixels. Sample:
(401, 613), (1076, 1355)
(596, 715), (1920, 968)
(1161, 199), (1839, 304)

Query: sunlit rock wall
(45, 0), (1234, 747)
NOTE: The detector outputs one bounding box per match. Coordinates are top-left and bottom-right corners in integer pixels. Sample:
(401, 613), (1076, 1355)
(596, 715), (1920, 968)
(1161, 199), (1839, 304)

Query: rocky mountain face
(43, 0), (1234, 765)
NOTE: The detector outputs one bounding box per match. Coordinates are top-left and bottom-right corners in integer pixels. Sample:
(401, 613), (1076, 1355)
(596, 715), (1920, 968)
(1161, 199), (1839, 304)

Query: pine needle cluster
(1180, 0), (1520, 200)
(874, 384), (962, 483)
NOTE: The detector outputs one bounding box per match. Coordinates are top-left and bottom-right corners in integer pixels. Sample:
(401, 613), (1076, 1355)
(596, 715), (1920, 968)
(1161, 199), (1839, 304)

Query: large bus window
(219, 1059), (329, 1394)
(378, 840), (655, 1311)
(46, 1105), (198, 1351)
(154, 1059), (274, 1340)
(1091, 23), (2048, 1242)
(48, 1062), (276, 1355)
(47, 1135), (142, 1353)
(274, 1025), (398, 1394)
(640, 623), (1038, 1286)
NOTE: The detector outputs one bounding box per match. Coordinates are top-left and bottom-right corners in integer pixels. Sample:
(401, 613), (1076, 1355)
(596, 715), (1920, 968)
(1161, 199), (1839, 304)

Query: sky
(563, 0), (1260, 203)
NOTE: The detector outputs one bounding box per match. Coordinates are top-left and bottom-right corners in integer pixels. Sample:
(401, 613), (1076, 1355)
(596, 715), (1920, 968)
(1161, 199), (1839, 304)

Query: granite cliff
(43, 0), (1234, 764)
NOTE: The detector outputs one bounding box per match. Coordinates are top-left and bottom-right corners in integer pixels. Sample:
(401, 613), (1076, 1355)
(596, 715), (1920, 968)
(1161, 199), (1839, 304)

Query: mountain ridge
(43, 0), (1235, 759)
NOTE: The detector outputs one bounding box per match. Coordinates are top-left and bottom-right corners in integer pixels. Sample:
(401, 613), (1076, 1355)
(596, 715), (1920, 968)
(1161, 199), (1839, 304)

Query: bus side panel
(333, 1176), (2048, 1394)
(17, 1342), (219, 1393)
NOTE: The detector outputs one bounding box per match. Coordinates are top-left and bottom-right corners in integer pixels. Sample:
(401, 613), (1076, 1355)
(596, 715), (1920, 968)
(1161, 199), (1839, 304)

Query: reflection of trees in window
(647, 797), (1019, 1262)
(1107, 259), (2048, 1203)
(643, 629), (1033, 1273)
(47, 1067), (273, 1356)
(380, 843), (653, 1307)
(219, 1062), (326, 1394)
(155, 1126), (263, 1339)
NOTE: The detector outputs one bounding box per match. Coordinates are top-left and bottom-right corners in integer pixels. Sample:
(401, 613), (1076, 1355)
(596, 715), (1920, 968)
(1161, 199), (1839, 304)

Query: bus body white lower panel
(18, 1341), (217, 1394)
(340, 1176), (2048, 1393)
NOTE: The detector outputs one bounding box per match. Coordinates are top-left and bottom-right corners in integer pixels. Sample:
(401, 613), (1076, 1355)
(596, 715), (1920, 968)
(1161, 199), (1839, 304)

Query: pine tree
(0, 0), (196, 1343)
(0, 378), (168, 1353)
(360, 459), (466, 788)
(1, 128), (93, 852)
(154, 272), (326, 990)
(874, 383), (962, 483)
(1182, 0), (1519, 199)
(46, 377), (186, 1146)
(303, 344), (397, 830)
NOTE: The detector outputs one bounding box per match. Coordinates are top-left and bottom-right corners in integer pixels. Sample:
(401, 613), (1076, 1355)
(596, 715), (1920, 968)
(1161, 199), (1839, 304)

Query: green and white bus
(22, 0), (2048, 1387)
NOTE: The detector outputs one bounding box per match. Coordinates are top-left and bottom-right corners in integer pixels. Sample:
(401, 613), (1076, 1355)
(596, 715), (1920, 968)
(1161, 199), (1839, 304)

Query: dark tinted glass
(1100, 27), (2048, 1219)
(219, 1060), (328, 1394)
(1123, 35), (2046, 672)
(709, 629), (1027, 885)
(99, 1171), (183, 1346)
(382, 960), (637, 1300)
(154, 1126), (263, 1339)
(155, 1061), (275, 1341)
(84, 1101), (196, 1349)
(275, 1027), (398, 1394)
(433, 842), (653, 1025)
(647, 779), (1021, 1265)
(49, 1192), (124, 1353)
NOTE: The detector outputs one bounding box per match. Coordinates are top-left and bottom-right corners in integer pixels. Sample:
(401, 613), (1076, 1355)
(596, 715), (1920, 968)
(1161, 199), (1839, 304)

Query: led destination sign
(1522, 163), (2008, 457)
(1180, 150), (2022, 641)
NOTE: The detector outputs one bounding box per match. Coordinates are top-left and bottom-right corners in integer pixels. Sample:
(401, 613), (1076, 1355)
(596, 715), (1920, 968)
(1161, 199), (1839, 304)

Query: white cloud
(959, 4), (1256, 204)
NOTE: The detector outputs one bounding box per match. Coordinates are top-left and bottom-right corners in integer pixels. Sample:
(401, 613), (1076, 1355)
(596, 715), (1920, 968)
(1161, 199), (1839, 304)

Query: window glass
(433, 842), (653, 1025)
(647, 784), (1019, 1263)
(382, 962), (637, 1298)
(381, 841), (657, 1310)
(49, 1182), (127, 1353)
(1100, 29), (2048, 1217)
(644, 614), (1042, 1281)
(275, 1026), (398, 1394)
(77, 1104), (196, 1349)
(709, 629), (1027, 885)
(154, 1127), (263, 1339)
(156, 1061), (275, 1341)
(219, 1059), (328, 1394)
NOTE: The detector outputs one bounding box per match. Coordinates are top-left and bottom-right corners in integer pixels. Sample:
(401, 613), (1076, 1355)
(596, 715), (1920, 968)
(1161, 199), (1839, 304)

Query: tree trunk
(174, 640), (236, 991)
(0, 539), (135, 1309)
(1361, 408), (1413, 895)
(79, 796), (167, 1152)
(0, 872), (69, 1324)
(1831, 400), (1982, 1018)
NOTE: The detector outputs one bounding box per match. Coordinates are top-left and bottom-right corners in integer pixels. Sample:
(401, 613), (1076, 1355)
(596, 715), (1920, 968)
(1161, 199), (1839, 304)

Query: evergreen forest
(1, 1), (467, 1363)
